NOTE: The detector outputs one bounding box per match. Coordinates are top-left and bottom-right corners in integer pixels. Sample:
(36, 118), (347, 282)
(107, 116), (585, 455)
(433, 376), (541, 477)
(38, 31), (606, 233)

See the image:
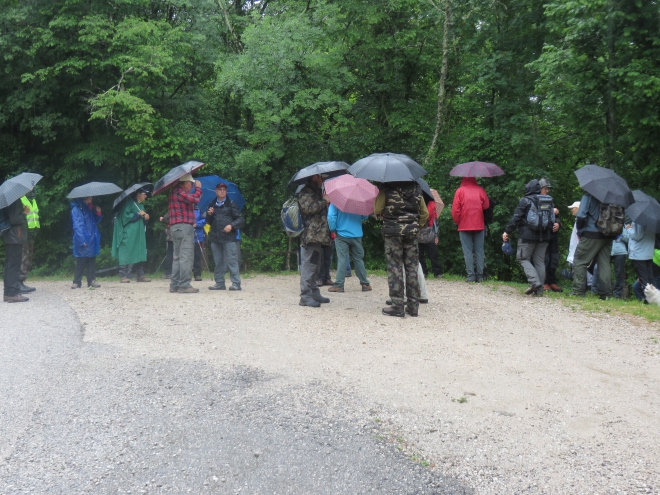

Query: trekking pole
(195, 232), (211, 272)
(155, 254), (167, 273)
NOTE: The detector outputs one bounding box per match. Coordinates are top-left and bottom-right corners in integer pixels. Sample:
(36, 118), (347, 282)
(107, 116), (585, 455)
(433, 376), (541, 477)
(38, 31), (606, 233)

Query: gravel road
(1, 273), (659, 494)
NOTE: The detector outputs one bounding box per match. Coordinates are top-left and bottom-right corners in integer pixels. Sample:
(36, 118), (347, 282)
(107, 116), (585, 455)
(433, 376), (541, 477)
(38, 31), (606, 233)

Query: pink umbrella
(450, 161), (504, 177)
(324, 175), (379, 216)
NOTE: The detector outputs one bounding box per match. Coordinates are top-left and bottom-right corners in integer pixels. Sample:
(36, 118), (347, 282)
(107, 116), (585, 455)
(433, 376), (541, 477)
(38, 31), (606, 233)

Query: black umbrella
(626, 190), (660, 233)
(113, 182), (153, 211)
(416, 178), (434, 202)
(348, 152), (427, 183)
(289, 161), (350, 185)
(0, 172), (43, 209)
(152, 160), (205, 196)
(574, 164), (634, 207)
(66, 182), (122, 199)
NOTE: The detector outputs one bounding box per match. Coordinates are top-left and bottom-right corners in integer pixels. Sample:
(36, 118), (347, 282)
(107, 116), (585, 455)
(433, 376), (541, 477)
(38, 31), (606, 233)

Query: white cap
(179, 173), (194, 182)
(567, 201), (580, 209)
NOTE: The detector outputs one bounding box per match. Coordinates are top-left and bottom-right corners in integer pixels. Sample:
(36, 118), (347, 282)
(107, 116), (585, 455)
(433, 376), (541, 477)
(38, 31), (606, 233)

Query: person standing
(298, 174), (332, 307)
(451, 177), (489, 282)
(537, 179), (562, 292)
(112, 188), (151, 283)
(502, 179), (555, 297)
(374, 182), (428, 317)
(71, 196), (102, 289)
(326, 203), (371, 293)
(206, 183), (244, 291)
(19, 189), (39, 293)
(610, 229), (629, 299)
(168, 174), (202, 294)
(418, 199), (443, 278)
(626, 220), (655, 303)
(3, 198), (30, 302)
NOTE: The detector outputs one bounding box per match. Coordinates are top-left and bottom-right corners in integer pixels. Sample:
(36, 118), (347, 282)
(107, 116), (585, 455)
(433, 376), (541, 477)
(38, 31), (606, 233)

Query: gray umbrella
(348, 153), (427, 183)
(626, 190), (660, 233)
(0, 172), (43, 209)
(113, 182), (153, 211)
(289, 161), (350, 186)
(574, 164), (634, 207)
(67, 182), (123, 199)
(152, 160), (205, 196)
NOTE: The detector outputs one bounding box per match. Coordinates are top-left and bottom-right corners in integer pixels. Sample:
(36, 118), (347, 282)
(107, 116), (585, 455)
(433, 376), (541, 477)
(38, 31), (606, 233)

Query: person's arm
(327, 203), (338, 233)
(230, 202), (245, 230)
(178, 187), (202, 204)
(481, 190), (490, 210)
(451, 189), (462, 225)
(418, 197), (429, 227)
(627, 222), (645, 241)
(373, 190), (386, 215)
(504, 198), (528, 235)
(575, 195), (590, 232)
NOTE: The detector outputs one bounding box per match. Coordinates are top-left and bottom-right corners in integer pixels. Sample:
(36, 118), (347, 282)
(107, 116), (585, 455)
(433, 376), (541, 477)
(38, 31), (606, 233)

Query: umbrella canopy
(197, 175), (246, 211)
(416, 178), (434, 202)
(574, 164), (634, 207)
(349, 153), (427, 182)
(152, 160), (205, 196)
(626, 190), (660, 233)
(0, 172), (43, 209)
(67, 182), (122, 199)
(289, 161), (350, 186)
(113, 182), (153, 211)
(323, 175), (379, 216)
(449, 161), (504, 178)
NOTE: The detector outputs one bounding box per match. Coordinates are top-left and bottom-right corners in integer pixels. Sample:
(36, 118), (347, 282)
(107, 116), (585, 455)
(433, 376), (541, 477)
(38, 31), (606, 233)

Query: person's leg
(531, 242), (548, 292)
(473, 230), (485, 280)
(632, 279), (645, 300)
(612, 255), (626, 298)
(73, 257), (86, 287)
(135, 262), (147, 280)
(226, 242), (241, 288)
(350, 237), (370, 287)
(86, 257), (97, 286)
(346, 255), (352, 276)
(170, 225), (184, 289)
(632, 259), (653, 295)
(572, 238), (600, 296)
(300, 244), (322, 301)
(384, 236), (405, 310)
(426, 241), (442, 276)
(4, 244), (23, 297)
(318, 243), (332, 283)
(193, 242), (203, 279)
(403, 235), (420, 313)
(164, 241), (173, 277)
(595, 240), (613, 298)
(545, 237), (559, 285)
(417, 262), (428, 301)
(591, 263), (599, 294)
(177, 223), (195, 289)
(332, 236), (349, 289)
(119, 265), (131, 280)
(210, 242), (226, 288)
(19, 234), (36, 282)
(459, 231), (475, 281)
(418, 243), (428, 277)
(517, 242), (543, 290)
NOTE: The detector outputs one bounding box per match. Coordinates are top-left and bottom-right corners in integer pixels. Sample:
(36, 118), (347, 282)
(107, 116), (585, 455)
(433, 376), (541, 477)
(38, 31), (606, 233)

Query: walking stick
(195, 233), (211, 272)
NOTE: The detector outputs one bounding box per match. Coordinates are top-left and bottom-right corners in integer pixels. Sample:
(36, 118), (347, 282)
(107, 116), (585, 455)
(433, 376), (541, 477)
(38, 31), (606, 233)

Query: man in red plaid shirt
(168, 174), (202, 293)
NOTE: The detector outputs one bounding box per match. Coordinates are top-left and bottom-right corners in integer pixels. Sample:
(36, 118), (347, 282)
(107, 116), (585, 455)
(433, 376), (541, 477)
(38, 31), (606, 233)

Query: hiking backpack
(483, 195), (498, 225)
(0, 207), (10, 236)
(526, 194), (555, 238)
(595, 203), (624, 237)
(281, 196), (304, 237)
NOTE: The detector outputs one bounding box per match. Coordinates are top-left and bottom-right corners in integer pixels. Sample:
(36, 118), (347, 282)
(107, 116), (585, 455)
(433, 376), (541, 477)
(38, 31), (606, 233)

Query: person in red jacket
(451, 177), (490, 282)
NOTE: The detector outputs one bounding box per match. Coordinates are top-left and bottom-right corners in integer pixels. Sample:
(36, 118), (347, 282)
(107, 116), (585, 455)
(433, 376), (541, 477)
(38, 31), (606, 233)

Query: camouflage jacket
(377, 183), (424, 237)
(298, 183), (331, 246)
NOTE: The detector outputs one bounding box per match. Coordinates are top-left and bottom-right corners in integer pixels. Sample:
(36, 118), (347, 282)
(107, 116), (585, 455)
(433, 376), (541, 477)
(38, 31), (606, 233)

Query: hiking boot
(209, 284), (226, 290)
(524, 286), (534, 295)
(229, 285), (242, 291)
(120, 277), (131, 283)
(178, 286), (199, 294)
(532, 286), (544, 297)
(475, 275), (484, 283)
(548, 284), (563, 292)
(328, 286), (344, 292)
(137, 276), (151, 283)
(4, 294), (29, 303)
(361, 284), (372, 292)
(19, 282), (35, 293)
(320, 279), (333, 286)
(405, 306), (418, 317)
(194, 276), (202, 281)
(386, 299), (393, 305)
(299, 297), (321, 308)
(312, 294), (330, 304)
(169, 286), (178, 293)
(89, 280), (101, 288)
(316, 279), (324, 286)
(466, 277), (476, 283)
(419, 298), (428, 304)
(71, 283), (81, 289)
(382, 307), (404, 317)
(543, 284), (551, 291)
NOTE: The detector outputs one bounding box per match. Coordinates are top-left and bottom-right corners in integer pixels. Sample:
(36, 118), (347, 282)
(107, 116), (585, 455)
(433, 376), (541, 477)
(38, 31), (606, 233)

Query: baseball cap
(215, 182), (228, 189)
(538, 178), (553, 189)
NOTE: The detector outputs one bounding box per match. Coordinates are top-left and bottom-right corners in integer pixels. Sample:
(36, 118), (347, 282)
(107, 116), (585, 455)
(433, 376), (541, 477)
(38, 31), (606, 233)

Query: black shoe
(209, 284), (226, 290)
(19, 282), (36, 293)
(524, 286), (534, 295)
(599, 294), (608, 301)
(419, 298), (428, 304)
(385, 299), (393, 305)
(312, 294), (330, 304)
(382, 307), (404, 317)
(466, 277), (476, 283)
(532, 286), (544, 297)
(229, 285), (242, 291)
(405, 307), (418, 317)
(299, 298), (321, 308)
(475, 275), (483, 283)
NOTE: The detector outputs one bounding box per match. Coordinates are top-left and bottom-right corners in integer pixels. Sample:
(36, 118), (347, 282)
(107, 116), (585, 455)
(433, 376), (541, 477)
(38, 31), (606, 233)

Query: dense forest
(1, 0), (659, 280)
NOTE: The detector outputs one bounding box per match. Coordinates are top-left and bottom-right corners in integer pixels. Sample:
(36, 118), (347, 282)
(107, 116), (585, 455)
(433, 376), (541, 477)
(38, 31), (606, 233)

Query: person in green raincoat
(112, 188), (151, 283)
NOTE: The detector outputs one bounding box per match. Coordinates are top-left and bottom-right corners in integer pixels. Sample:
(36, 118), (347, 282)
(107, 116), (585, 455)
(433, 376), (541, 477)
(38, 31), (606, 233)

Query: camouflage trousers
(383, 234), (420, 311)
(20, 231), (37, 281)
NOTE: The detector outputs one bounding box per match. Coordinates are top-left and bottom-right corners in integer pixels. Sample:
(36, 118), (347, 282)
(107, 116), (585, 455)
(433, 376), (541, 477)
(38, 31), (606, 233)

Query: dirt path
(42, 274), (660, 494)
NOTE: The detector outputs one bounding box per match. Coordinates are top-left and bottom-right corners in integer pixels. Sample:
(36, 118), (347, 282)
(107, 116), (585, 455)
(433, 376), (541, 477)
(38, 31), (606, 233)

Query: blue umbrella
(197, 175), (245, 211)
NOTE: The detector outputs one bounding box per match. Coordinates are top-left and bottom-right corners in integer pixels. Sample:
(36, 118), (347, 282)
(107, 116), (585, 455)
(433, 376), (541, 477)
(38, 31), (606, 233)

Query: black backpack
(483, 196), (498, 225)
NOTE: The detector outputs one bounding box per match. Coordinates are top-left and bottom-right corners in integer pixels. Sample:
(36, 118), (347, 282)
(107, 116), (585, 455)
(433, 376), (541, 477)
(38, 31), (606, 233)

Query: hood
(524, 179), (541, 197)
(460, 177), (478, 187)
(70, 199), (85, 209)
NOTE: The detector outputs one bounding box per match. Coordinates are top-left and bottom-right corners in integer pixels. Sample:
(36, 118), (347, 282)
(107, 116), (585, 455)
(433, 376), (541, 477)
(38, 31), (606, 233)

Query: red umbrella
(323, 175), (379, 216)
(450, 161), (504, 178)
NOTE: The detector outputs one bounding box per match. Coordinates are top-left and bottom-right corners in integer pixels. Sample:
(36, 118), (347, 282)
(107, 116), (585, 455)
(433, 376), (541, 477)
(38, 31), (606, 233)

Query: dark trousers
(418, 242), (442, 277)
(193, 241), (203, 277)
(73, 257), (96, 287)
(319, 242), (333, 281)
(164, 241), (173, 276)
(632, 259), (654, 296)
(3, 243), (23, 297)
(20, 231), (37, 281)
(544, 236), (560, 285)
(611, 255), (627, 298)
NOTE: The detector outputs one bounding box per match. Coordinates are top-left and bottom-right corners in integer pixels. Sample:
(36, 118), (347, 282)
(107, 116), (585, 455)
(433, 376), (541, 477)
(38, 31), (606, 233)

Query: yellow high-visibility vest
(20, 196), (40, 229)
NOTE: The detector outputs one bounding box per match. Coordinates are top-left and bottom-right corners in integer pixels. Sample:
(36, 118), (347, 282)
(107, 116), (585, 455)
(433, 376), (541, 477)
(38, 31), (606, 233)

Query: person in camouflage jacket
(298, 175), (332, 307)
(374, 182), (428, 317)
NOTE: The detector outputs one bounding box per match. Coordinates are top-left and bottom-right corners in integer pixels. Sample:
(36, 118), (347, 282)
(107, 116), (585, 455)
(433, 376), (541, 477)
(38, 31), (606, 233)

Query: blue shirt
(327, 203), (367, 238)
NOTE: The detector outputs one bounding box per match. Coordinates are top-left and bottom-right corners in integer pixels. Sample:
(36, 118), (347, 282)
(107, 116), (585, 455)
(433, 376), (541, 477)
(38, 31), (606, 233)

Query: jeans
(459, 230), (485, 279)
(611, 255), (626, 298)
(3, 243), (23, 297)
(171, 223), (194, 289)
(333, 235), (369, 288)
(572, 237), (613, 297)
(516, 241), (548, 289)
(631, 259), (654, 301)
(210, 241), (241, 287)
(300, 243), (323, 299)
(119, 263), (145, 279)
(73, 257), (96, 287)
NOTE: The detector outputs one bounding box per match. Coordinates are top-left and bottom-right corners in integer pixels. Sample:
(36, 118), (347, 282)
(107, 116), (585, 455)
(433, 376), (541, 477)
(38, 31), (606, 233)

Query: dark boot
(299, 297), (321, 308)
(312, 293), (330, 304)
(4, 294), (29, 303)
(19, 282), (36, 293)
(382, 307), (404, 317)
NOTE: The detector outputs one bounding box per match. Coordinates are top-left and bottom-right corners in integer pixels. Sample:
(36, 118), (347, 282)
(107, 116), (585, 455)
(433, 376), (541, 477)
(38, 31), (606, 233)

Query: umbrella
(416, 178), (445, 216)
(197, 175), (246, 211)
(289, 161), (350, 186)
(0, 172), (43, 209)
(113, 182), (153, 211)
(450, 161), (504, 178)
(626, 190), (660, 233)
(152, 160), (205, 196)
(574, 164), (634, 207)
(323, 175), (379, 216)
(348, 153), (427, 183)
(67, 182), (122, 199)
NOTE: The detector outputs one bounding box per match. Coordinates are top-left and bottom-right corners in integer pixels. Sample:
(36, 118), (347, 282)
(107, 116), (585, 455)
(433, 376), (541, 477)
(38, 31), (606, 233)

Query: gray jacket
(3, 199), (28, 245)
